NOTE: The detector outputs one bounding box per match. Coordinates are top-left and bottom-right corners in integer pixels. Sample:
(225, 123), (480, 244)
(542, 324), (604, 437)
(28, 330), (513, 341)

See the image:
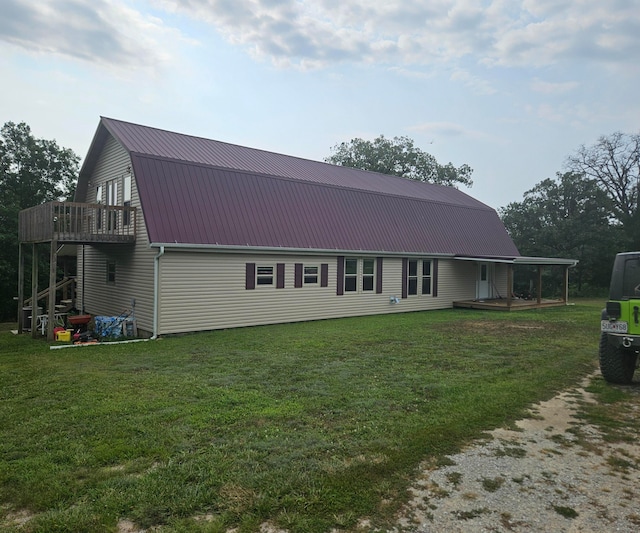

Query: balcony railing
(19, 202), (137, 244)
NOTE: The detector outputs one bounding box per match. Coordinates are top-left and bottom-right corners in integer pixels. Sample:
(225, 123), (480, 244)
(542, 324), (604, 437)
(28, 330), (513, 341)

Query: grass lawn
(0, 300), (605, 532)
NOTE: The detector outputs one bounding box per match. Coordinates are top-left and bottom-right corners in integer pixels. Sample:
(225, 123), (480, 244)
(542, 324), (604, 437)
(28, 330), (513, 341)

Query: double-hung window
(343, 258), (376, 293)
(422, 260), (432, 295)
(406, 259), (433, 296)
(344, 258), (358, 292)
(408, 260), (419, 295)
(362, 259), (375, 292)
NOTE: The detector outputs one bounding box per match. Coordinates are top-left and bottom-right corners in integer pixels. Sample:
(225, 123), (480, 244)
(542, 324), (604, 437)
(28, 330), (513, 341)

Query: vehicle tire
(599, 333), (637, 384)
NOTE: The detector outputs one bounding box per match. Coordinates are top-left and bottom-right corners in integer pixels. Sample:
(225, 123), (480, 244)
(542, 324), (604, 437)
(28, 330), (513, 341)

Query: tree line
(1, 124), (637, 320)
(0, 122), (78, 321)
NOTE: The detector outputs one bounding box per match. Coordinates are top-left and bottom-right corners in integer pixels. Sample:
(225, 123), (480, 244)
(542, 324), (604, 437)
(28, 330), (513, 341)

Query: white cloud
(0, 0), (190, 72)
(530, 78), (578, 94)
(156, 0), (640, 71)
(4, 0), (638, 74)
(409, 121), (502, 143)
(450, 69), (497, 95)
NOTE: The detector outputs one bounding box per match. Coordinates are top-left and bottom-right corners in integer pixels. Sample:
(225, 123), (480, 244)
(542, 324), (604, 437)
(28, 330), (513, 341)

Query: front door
(477, 263), (491, 300)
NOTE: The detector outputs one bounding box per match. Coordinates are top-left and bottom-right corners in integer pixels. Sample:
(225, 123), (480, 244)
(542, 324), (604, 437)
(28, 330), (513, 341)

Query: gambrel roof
(78, 117), (520, 257)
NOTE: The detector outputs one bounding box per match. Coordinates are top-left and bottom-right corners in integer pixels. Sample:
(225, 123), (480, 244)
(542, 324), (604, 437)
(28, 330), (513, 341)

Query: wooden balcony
(19, 202), (136, 244)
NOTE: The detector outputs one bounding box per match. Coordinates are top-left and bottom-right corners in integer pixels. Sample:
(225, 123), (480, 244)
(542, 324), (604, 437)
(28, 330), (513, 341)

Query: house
(17, 118), (577, 338)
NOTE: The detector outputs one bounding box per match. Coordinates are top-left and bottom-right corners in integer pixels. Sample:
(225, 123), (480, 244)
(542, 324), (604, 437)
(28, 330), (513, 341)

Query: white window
(304, 265), (318, 285)
(123, 173), (132, 226)
(256, 266), (274, 286)
(344, 258), (358, 292)
(362, 259), (375, 292)
(407, 259), (432, 296)
(422, 260), (432, 295)
(344, 258), (376, 293)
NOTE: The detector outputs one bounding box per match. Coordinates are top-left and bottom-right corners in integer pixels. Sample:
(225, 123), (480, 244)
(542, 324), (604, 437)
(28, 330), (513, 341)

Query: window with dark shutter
(295, 263), (303, 288)
(433, 259), (439, 297)
(401, 258), (408, 299)
(321, 264), (329, 287)
(376, 257), (383, 294)
(337, 256), (345, 295)
(276, 263), (285, 288)
(246, 263), (256, 290)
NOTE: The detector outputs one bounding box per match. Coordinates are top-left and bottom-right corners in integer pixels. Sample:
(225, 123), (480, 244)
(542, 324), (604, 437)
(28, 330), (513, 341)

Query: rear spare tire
(599, 333), (637, 384)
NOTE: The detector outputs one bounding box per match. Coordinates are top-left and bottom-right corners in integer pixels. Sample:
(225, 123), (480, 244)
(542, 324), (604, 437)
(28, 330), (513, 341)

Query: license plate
(601, 320), (628, 333)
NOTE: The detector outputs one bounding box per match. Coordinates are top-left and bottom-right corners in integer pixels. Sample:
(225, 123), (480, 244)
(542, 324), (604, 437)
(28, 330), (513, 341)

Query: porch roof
(454, 255), (578, 266)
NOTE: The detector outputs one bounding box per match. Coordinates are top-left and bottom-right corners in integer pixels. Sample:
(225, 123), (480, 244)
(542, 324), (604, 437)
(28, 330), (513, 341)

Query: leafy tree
(566, 132), (640, 249)
(325, 135), (473, 188)
(499, 172), (623, 293)
(0, 122), (79, 320)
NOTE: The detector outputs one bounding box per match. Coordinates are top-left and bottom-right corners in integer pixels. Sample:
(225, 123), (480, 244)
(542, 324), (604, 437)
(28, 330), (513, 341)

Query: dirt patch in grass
(462, 320), (545, 331)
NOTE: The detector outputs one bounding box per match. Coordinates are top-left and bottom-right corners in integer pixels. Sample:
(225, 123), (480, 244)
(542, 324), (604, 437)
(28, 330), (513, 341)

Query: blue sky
(1, 0), (639, 209)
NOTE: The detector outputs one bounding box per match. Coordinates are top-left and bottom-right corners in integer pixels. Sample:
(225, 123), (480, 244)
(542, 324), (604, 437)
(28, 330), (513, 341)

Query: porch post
(563, 265), (569, 303)
(31, 244), (38, 339)
(47, 240), (58, 340)
(506, 264), (513, 308)
(17, 243), (24, 334)
(537, 266), (543, 304)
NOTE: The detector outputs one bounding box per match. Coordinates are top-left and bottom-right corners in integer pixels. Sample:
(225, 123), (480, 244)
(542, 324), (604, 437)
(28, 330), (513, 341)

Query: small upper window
(106, 260), (116, 284)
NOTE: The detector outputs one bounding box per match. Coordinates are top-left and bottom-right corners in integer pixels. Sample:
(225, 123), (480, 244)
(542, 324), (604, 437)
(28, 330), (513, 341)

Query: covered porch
(452, 255), (578, 311)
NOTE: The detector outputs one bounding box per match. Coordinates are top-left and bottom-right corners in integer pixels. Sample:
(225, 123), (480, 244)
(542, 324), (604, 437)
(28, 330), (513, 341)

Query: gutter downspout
(152, 245), (165, 339)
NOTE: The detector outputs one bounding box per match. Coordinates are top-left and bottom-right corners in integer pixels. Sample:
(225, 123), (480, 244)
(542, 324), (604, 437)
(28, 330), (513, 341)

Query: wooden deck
(19, 201), (136, 244)
(453, 298), (568, 311)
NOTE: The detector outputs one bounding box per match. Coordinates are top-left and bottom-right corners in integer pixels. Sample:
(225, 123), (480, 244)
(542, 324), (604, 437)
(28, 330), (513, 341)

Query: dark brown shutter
(277, 263), (285, 288)
(432, 259), (438, 297)
(294, 263), (303, 288)
(376, 257), (383, 294)
(401, 258), (408, 299)
(246, 263), (256, 290)
(321, 264), (329, 287)
(337, 256), (345, 295)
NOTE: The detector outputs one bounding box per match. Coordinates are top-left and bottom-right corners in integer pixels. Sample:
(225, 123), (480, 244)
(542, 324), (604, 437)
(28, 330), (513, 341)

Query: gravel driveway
(393, 374), (640, 533)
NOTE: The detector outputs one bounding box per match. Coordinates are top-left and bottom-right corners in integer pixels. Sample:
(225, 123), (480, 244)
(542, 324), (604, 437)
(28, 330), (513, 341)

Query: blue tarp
(94, 315), (124, 338)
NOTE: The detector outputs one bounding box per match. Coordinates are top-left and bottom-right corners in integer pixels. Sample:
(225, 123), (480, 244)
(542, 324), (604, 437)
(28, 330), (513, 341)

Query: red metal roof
(100, 118), (519, 256)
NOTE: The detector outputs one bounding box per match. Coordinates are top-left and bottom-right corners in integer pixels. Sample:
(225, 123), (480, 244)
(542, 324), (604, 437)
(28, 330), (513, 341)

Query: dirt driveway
(393, 374), (640, 532)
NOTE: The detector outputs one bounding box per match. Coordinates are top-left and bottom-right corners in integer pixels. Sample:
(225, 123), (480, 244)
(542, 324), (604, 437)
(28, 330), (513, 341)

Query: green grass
(0, 300), (604, 532)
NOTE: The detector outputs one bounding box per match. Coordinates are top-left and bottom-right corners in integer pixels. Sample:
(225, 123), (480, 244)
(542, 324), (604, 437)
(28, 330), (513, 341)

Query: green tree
(499, 172), (623, 293)
(325, 135), (473, 188)
(566, 132), (640, 249)
(0, 122), (79, 320)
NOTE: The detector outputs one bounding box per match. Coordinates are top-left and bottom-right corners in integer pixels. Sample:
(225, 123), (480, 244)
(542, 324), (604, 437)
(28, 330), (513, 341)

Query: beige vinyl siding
(157, 252), (480, 334)
(493, 263), (510, 299)
(77, 135), (155, 332)
(438, 260), (478, 301)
